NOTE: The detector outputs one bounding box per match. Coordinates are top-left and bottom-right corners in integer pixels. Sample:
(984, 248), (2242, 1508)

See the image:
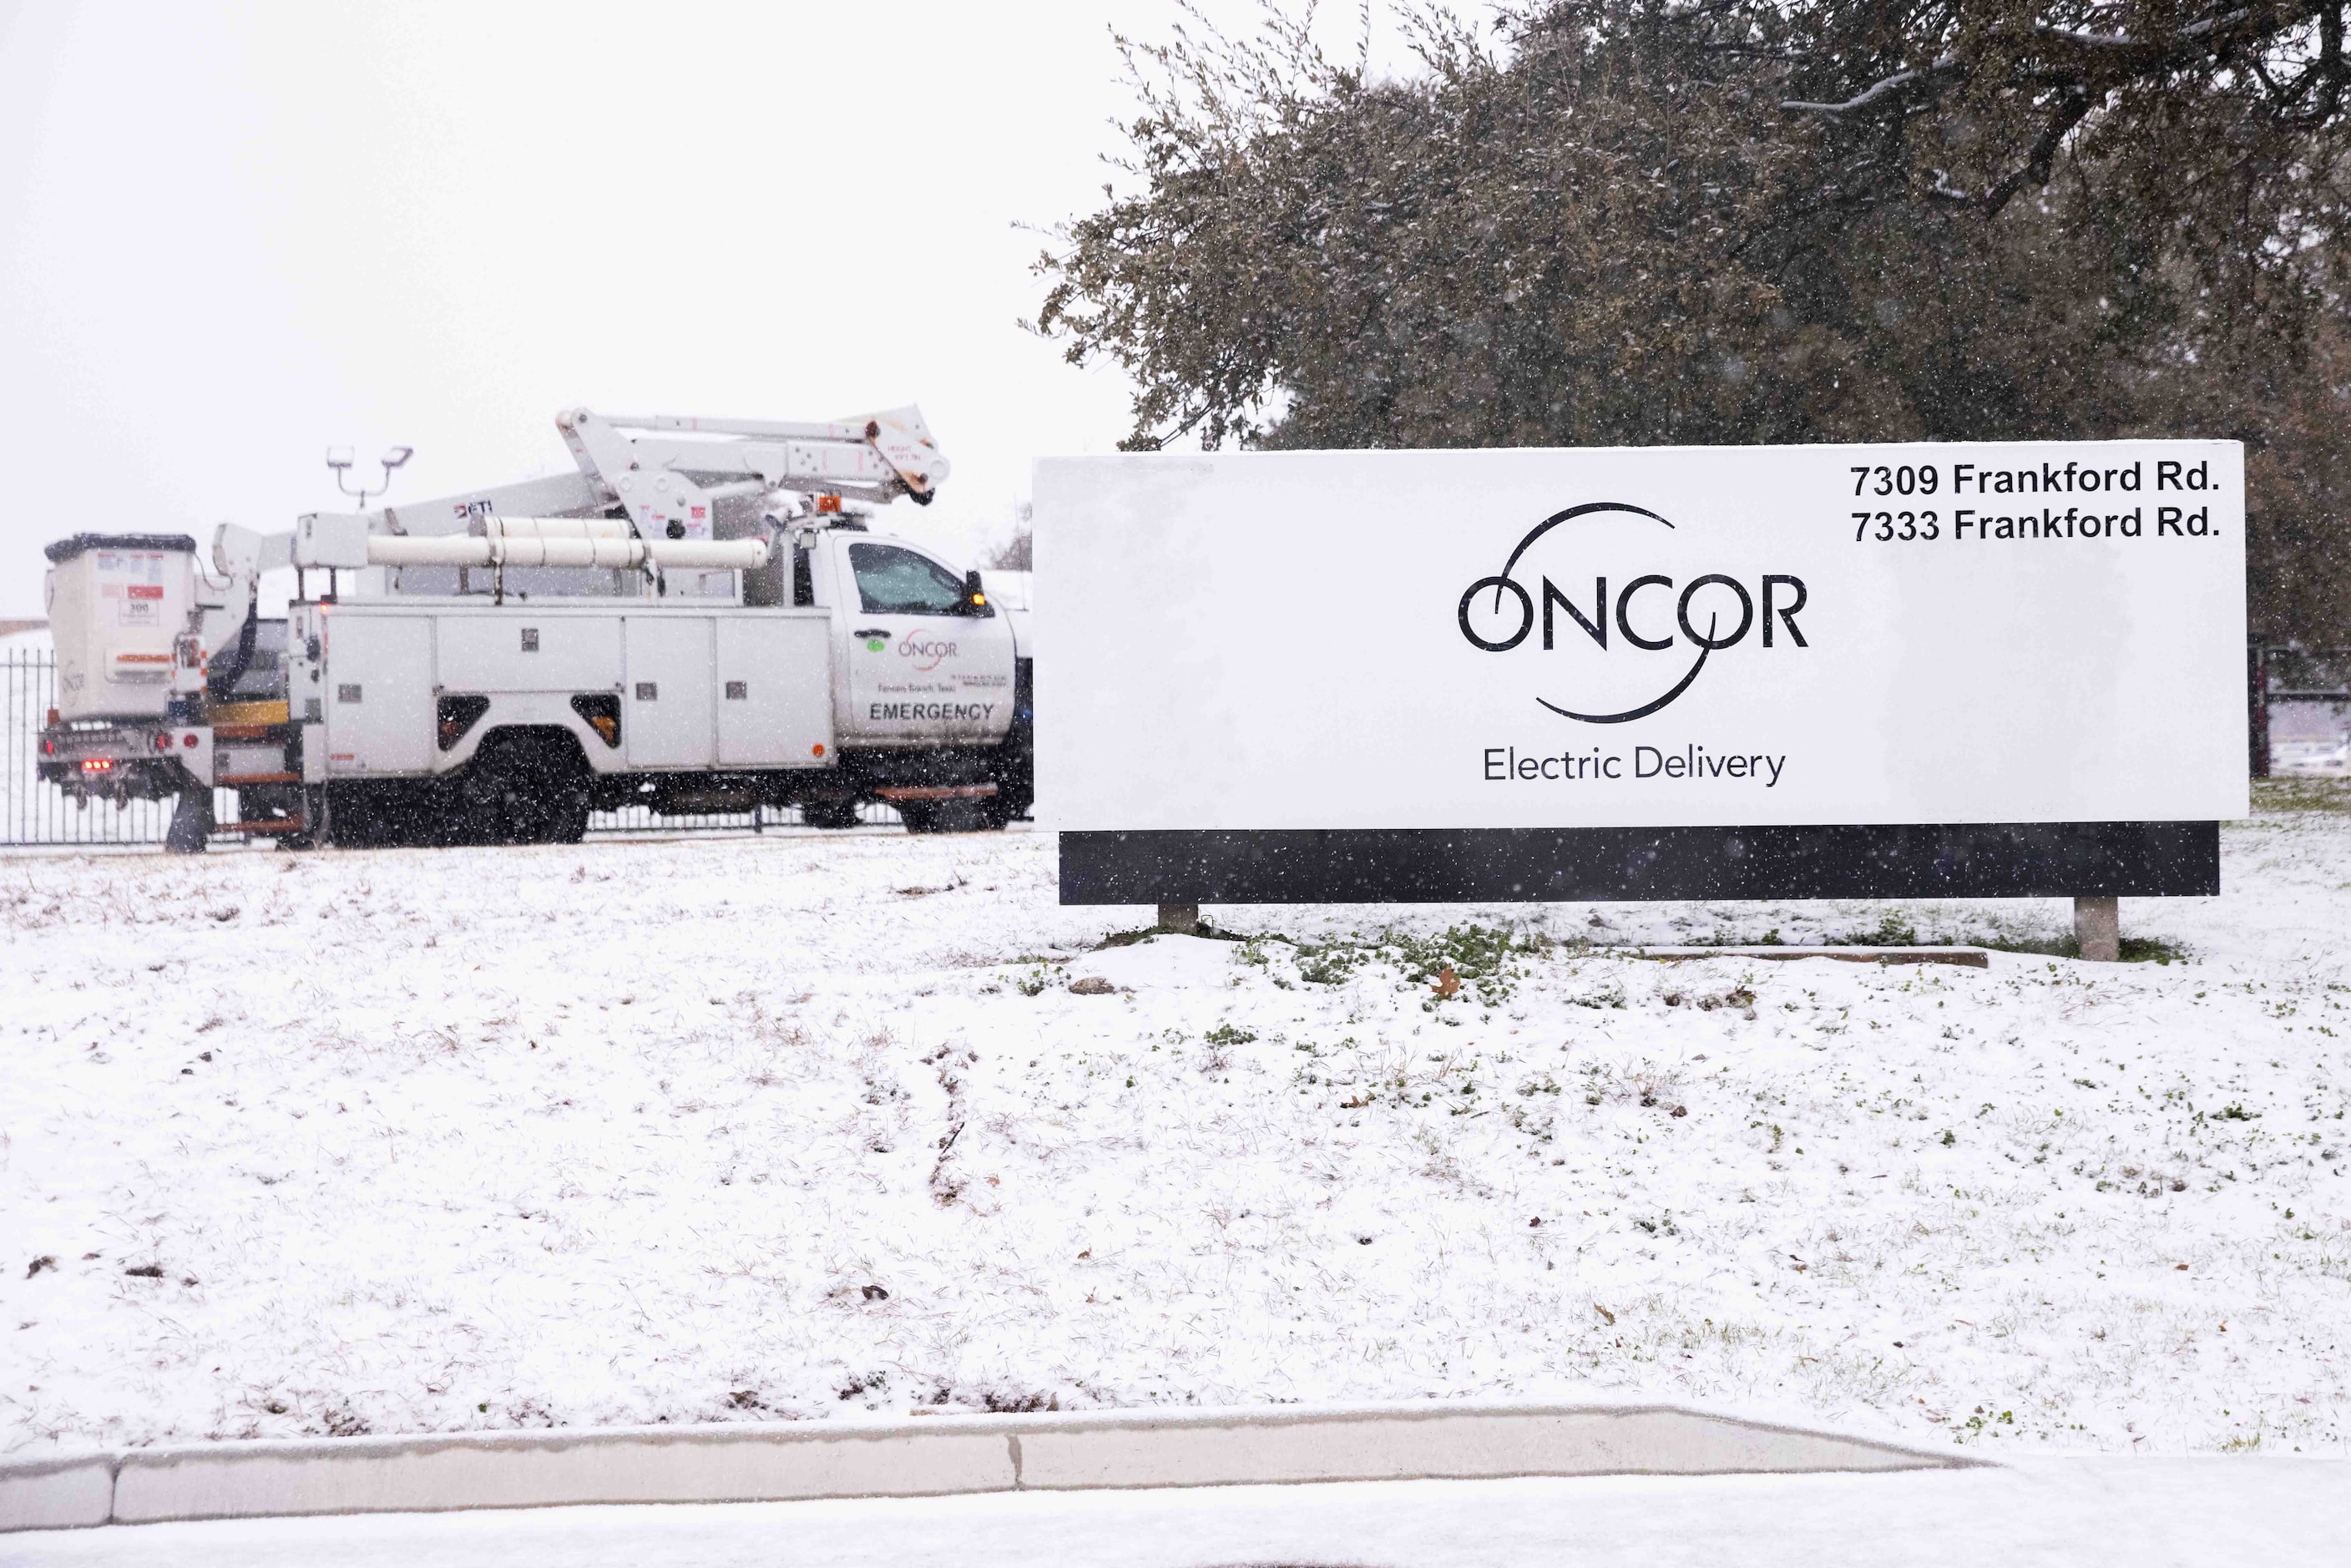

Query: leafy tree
(1035, 2), (2350, 636)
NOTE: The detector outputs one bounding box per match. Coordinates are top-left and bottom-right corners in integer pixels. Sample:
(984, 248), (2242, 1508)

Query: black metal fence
(3, 649), (203, 846)
(2, 647), (897, 848)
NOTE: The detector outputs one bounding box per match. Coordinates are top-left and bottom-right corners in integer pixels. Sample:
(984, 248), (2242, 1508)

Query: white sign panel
(1037, 443), (2247, 832)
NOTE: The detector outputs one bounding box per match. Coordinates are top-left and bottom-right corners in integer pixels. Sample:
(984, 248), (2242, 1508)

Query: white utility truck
(38, 407), (1034, 850)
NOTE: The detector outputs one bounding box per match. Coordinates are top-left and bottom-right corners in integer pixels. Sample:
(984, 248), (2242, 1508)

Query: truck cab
(798, 528), (1019, 748)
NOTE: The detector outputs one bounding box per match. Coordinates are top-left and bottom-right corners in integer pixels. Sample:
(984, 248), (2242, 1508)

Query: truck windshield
(849, 542), (965, 615)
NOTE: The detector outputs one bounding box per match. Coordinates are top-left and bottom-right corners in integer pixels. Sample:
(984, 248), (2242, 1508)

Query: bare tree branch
(1782, 55), (1961, 115)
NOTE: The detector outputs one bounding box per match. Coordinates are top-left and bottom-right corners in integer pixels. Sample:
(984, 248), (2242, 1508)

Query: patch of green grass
(1270, 923), (1557, 1005)
(1676, 909), (1945, 948)
(1295, 943), (1364, 986)
(1976, 932), (2192, 964)
(1095, 923), (1249, 950)
(1832, 911), (1924, 947)
(1388, 923), (1550, 1005)
(2254, 776), (2351, 815)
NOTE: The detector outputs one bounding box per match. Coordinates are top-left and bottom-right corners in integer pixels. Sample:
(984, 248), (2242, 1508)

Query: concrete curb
(1, 1400), (1979, 1534)
(0, 1454), (113, 1533)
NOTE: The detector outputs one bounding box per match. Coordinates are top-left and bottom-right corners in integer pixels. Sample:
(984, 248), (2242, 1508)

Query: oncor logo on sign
(1455, 502), (1807, 723)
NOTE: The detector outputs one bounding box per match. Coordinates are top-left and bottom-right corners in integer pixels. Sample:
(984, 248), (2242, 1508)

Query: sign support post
(2074, 896), (2121, 962)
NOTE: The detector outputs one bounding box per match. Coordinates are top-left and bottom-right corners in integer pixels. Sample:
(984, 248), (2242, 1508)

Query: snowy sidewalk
(4, 1461), (2346, 1567)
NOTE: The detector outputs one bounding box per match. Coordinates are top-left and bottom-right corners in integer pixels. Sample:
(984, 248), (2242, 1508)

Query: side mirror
(963, 568), (993, 616)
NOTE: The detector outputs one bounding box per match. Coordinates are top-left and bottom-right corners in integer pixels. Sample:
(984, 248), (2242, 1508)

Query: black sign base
(1059, 822), (2219, 905)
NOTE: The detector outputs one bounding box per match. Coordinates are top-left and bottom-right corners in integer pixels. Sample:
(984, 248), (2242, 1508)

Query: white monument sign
(1038, 443), (2247, 835)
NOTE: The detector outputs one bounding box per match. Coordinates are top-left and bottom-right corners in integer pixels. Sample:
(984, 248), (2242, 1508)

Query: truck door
(832, 539), (1015, 746)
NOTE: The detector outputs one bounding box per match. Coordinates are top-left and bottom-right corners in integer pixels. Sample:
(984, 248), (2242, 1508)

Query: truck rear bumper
(38, 722), (210, 801)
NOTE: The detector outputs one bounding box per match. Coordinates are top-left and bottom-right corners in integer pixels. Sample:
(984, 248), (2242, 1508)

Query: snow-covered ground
(3, 794), (2347, 1460)
(8, 1462), (2350, 1568)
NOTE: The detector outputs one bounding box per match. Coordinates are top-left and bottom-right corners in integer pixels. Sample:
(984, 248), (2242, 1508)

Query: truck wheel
(800, 799), (862, 830)
(462, 733), (589, 846)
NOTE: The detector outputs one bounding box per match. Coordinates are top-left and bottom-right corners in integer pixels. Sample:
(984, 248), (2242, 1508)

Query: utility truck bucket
(859, 406), (947, 503)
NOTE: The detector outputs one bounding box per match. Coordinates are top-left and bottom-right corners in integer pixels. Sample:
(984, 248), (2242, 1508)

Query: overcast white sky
(0, 1), (1413, 619)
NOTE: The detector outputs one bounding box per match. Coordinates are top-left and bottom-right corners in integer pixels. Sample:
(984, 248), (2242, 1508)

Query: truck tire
(460, 732), (590, 846)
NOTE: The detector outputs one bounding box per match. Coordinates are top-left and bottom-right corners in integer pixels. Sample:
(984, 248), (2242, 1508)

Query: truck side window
(848, 542), (966, 615)
(791, 544), (814, 608)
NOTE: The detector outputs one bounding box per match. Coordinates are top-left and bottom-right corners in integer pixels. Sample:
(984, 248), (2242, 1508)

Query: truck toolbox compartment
(436, 615), (620, 693)
(715, 618), (832, 766)
(623, 617), (715, 768)
(324, 616), (436, 775)
(312, 605), (836, 777)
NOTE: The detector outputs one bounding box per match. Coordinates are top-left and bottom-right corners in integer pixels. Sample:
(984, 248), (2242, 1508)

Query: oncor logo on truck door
(1455, 502), (1808, 723)
(898, 635), (957, 672)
